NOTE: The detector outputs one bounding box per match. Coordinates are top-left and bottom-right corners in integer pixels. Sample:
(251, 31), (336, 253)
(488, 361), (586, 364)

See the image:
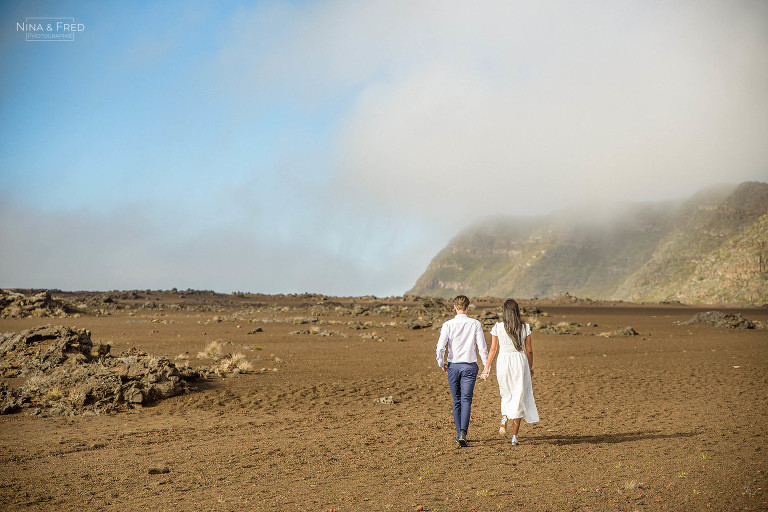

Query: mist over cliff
(408, 182), (768, 305)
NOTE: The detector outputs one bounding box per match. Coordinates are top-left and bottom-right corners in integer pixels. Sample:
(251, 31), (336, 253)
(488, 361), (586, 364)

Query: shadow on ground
(469, 430), (701, 447)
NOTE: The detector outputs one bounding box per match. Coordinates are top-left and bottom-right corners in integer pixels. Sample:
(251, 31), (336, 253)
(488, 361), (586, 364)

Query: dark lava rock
(684, 311), (755, 329)
(0, 325), (210, 416)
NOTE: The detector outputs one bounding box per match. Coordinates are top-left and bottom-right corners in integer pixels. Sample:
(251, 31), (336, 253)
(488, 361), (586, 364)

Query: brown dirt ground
(1, 293), (766, 512)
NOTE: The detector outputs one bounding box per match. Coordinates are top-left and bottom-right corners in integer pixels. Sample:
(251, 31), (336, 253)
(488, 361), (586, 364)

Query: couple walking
(436, 295), (538, 447)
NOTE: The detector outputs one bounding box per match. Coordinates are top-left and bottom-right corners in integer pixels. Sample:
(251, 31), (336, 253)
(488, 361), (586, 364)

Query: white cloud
(331, 1), (768, 220)
(216, 0), (768, 221)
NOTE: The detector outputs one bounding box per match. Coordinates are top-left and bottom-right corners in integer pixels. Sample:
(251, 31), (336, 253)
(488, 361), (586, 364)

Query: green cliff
(408, 182), (768, 304)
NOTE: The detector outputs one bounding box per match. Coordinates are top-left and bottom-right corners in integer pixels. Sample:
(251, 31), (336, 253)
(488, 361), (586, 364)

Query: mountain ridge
(408, 182), (768, 304)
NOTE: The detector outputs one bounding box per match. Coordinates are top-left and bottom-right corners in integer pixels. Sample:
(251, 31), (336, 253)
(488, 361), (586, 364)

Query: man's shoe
(457, 430), (468, 447)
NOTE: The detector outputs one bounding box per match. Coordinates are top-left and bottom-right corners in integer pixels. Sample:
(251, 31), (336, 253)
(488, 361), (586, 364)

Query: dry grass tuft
(623, 479), (639, 490)
(220, 352), (253, 373)
(44, 387), (62, 400)
(197, 341), (222, 361)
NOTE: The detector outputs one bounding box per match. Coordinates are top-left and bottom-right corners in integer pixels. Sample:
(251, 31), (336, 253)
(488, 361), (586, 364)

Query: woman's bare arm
(481, 335), (499, 379)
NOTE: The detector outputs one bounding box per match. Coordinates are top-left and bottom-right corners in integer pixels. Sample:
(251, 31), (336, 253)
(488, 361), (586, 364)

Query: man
(436, 295), (489, 447)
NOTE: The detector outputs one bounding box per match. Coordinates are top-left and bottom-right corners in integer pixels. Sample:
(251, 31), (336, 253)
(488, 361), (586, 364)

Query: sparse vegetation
(219, 353), (252, 373)
(197, 341), (223, 361)
(44, 387), (62, 400)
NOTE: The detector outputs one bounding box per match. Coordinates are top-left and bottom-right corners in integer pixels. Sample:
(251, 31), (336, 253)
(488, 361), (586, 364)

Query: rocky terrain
(0, 290), (80, 318)
(409, 182), (768, 304)
(0, 289), (766, 511)
(0, 325), (209, 416)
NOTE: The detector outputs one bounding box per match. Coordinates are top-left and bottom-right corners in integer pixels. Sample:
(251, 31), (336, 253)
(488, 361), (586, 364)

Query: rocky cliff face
(408, 182), (768, 304)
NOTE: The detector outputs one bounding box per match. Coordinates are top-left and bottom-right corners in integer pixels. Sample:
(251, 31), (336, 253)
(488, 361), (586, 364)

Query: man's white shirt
(436, 314), (489, 368)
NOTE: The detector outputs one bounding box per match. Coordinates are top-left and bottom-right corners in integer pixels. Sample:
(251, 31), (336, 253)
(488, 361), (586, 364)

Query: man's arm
(475, 321), (489, 367)
(436, 324), (450, 368)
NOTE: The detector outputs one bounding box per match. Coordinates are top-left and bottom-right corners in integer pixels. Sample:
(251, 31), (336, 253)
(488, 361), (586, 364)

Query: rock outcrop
(0, 290), (80, 318)
(0, 325), (208, 415)
(683, 311), (759, 329)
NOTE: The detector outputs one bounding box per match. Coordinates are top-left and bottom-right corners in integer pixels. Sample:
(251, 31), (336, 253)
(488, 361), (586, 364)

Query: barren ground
(1, 292), (766, 511)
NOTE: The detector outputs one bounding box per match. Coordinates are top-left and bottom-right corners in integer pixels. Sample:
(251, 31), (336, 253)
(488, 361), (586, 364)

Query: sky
(1, 0), (767, 296)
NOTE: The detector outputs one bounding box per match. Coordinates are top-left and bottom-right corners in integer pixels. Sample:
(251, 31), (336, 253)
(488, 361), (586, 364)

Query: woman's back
(492, 321), (530, 352)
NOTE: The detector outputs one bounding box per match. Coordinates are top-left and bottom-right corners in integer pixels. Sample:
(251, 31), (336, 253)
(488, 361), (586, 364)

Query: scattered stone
(476, 310), (500, 329)
(538, 322), (581, 335)
(375, 396), (395, 404)
(147, 467), (170, 475)
(405, 320), (432, 330)
(598, 326), (640, 338)
(247, 327), (264, 334)
(292, 317), (318, 325)
(683, 311), (756, 329)
(359, 333), (385, 341)
(313, 329), (348, 338)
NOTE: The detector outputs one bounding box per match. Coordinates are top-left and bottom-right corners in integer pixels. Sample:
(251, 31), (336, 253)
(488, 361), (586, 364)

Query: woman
(480, 298), (539, 445)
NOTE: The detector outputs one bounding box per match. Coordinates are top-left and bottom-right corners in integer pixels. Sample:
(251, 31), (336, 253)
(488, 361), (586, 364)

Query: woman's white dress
(490, 322), (539, 423)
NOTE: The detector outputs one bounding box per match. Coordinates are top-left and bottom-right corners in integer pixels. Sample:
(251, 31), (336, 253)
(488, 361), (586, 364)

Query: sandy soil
(1, 292), (766, 511)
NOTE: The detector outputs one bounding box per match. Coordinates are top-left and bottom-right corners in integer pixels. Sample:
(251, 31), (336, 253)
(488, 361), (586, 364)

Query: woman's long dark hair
(502, 299), (524, 351)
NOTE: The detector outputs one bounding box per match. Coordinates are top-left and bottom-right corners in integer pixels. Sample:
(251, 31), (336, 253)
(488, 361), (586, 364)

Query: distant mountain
(408, 182), (768, 305)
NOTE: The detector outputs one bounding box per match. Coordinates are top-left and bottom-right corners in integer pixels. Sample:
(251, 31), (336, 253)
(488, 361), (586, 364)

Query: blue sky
(1, 0), (767, 295)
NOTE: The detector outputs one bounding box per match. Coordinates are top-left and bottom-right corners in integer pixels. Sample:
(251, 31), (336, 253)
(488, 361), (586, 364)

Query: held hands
(479, 369), (489, 381)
